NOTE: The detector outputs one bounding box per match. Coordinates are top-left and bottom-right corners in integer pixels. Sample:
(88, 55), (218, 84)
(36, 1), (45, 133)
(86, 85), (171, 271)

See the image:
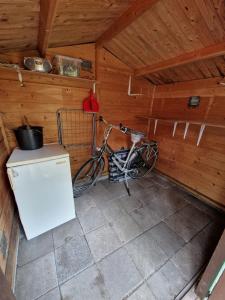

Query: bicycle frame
(73, 117), (158, 197)
(96, 124), (144, 176)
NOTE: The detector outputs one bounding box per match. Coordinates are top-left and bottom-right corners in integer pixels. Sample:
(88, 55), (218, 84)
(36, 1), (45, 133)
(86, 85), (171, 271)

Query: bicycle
(73, 116), (158, 197)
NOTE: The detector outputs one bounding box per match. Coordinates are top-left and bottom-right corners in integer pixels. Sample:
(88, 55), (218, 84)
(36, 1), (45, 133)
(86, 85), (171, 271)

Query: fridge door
(8, 157), (75, 239)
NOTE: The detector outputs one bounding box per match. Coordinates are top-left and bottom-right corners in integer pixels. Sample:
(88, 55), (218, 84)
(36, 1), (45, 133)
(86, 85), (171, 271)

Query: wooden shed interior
(0, 1), (225, 299)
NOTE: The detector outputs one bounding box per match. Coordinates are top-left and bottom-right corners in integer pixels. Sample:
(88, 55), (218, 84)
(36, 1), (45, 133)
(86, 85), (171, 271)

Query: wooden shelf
(136, 115), (225, 129)
(0, 66), (96, 89)
(137, 115), (225, 146)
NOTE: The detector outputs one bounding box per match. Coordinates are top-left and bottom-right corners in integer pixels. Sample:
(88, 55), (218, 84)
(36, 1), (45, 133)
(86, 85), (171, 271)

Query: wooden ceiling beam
(38, 0), (59, 57)
(96, 0), (159, 48)
(135, 42), (225, 77)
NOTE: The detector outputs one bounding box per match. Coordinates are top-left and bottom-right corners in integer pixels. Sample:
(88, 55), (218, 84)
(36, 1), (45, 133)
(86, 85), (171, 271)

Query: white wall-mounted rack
(128, 75), (144, 96)
(136, 115), (225, 146)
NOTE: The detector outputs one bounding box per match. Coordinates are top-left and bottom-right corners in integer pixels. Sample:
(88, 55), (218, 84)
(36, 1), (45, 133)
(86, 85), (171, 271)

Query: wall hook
(197, 124), (206, 146)
(183, 122), (190, 139)
(172, 121), (178, 137)
(16, 67), (24, 87)
(154, 119), (158, 135)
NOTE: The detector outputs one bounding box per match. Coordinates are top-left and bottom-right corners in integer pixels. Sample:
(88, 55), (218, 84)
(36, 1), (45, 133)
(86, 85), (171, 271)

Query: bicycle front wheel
(128, 142), (158, 179)
(73, 156), (105, 197)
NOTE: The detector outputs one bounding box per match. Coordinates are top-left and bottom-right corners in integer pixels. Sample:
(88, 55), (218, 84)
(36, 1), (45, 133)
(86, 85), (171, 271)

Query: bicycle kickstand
(124, 173), (131, 197)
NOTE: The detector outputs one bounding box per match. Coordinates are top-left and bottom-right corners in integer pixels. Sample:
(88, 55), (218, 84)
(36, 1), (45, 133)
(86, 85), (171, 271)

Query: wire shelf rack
(57, 108), (96, 174)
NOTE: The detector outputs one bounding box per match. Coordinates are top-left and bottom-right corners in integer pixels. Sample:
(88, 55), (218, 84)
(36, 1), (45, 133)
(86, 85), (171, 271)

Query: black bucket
(14, 126), (43, 150)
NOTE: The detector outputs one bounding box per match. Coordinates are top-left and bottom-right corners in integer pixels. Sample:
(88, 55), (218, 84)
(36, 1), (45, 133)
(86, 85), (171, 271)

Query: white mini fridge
(7, 144), (76, 240)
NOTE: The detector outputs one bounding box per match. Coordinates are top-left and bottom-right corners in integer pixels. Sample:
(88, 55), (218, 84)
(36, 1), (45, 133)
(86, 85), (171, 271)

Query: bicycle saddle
(120, 124), (145, 143)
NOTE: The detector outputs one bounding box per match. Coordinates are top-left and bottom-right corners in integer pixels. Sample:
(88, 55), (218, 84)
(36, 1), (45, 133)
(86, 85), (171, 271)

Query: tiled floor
(15, 173), (225, 300)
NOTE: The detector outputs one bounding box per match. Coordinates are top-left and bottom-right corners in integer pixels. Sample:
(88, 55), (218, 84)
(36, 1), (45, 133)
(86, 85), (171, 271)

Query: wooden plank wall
(96, 48), (153, 152)
(147, 77), (225, 208)
(0, 45), (152, 286)
(0, 44), (98, 289)
(0, 45), (97, 175)
(0, 115), (19, 287)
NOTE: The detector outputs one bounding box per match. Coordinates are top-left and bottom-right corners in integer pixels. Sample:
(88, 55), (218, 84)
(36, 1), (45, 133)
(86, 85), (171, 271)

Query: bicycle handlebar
(99, 116), (120, 130)
(99, 116), (145, 137)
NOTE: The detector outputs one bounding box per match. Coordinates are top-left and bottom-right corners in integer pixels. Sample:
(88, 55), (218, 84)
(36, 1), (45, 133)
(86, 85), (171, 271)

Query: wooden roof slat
(194, 0), (225, 42)
(96, 0), (160, 48)
(38, 0), (59, 57)
(135, 42), (225, 77)
(177, 0), (217, 46)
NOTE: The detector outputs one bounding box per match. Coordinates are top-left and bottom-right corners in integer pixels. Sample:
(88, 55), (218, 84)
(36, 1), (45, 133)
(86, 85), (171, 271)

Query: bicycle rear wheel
(128, 142), (158, 179)
(73, 156), (105, 197)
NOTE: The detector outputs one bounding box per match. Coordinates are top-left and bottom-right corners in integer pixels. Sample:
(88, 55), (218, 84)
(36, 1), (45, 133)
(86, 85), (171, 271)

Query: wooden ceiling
(1, 0), (225, 84)
(49, 0), (135, 47)
(105, 0), (225, 68)
(0, 1), (40, 52)
(146, 55), (225, 84)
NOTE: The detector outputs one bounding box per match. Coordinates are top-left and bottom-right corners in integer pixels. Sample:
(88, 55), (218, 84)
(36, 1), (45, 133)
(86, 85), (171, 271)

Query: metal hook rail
(136, 115), (225, 146)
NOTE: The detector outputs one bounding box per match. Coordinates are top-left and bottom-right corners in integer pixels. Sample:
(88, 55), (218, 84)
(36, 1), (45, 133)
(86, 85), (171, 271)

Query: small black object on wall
(188, 96), (200, 108)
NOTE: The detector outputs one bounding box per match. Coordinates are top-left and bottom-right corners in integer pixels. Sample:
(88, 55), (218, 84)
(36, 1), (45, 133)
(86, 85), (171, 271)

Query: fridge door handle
(7, 168), (16, 191)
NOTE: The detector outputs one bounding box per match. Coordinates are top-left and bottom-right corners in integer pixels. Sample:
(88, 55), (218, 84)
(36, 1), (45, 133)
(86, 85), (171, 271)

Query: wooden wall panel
(0, 45), (152, 175)
(0, 44), (97, 177)
(96, 48), (153, 152)
(146, 78), (225, 207)
(0, 116), (19, 289)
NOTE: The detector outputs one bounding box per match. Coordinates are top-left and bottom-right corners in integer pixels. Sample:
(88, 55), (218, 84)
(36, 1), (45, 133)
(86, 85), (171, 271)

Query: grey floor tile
(17, 231), (53, 267)
(119, 193), (144, 214)
(74, 194), (96, 217)
(125, 231), (168, 278)
(15, 252), (57, 300)
(184, 195), (225, 224)
(102, 198), (127, 222)
(135, 176), (155, 189)
(139, 186), (159, 206)
(111, 213), (143, 243)
(171, 242), (203, 282)
(86, 224), (122, 262)
(150, 222), (185, 257)
(98, 248), (142, 300)
(160, 187), (188, 209)
(130, 205), (161, 231)
(140, 186), (183, 220)
(128, 179), (146, 194)
(147, 187), (188, 220)
(55, 235), (93, 284)
(147, 260), (188, 300)
(37, 287), (61, 300)
(181, 285), (199, 300)
(190, 222), (223, 259)
(151, 174), (171, 189)
(52, 218), (83, 248)
(60, 264), (110, 300)
(127, 283), (156, 300)
(87, 183), (113, 208)
(79, 205), (106, 233)
(101, 180), (128, 200)
(165, 204), (211, 242)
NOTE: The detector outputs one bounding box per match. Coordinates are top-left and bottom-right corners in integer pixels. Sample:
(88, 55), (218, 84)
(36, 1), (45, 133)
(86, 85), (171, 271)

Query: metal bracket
(16, 67), (24, 87)
(197, 124), (206, 146)
(183, 122), (190, 139)
(93, 82), (97, 94)
(172, 121), (178, 137)
(154, 119), (158, 135)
